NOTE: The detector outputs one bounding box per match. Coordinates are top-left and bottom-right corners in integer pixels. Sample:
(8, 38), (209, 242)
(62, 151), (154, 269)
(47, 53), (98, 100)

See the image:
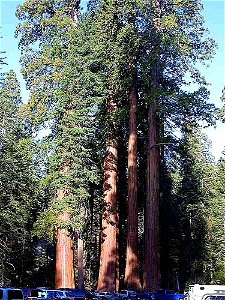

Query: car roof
(0, 288), (22, 290)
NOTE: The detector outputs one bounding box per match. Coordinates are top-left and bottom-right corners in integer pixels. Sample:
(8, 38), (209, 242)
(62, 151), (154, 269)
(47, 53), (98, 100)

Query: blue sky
(0, 0), (224, 159)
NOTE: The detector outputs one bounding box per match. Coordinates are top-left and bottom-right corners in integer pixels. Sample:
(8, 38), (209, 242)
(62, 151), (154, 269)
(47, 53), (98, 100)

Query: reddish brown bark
(55, 1), (80, 289)
(77, 237), (84, 289)
(97, 93), (119, 292)
(124, 72), (141, 290)
(143, 103), (160, 291)
(143, 64), (161, 291)
(143, 0), (162, 291)
(55, 190), (75, 288)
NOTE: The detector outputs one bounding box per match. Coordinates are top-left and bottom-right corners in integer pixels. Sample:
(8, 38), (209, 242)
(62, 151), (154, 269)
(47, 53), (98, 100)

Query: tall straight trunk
(55, 190), (75, 288)
(124, 70), (141, 289)
(77, 237), (84, 289)
(54, 1), (80, 289)
(97, 92), (119, 292)
(143, 0), (162, 291)
(143, 102), (160, 291)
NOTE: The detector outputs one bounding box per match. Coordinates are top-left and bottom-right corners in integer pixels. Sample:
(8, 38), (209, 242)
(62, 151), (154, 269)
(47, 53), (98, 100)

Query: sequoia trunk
(124, 71), (141, 289)
(55, 190), (75, 288)
(54, 0), (80, 289)
(143, 102), (160, 291)
(77, 237), (84, 289)
(97, 93), (119, 292)
(143, 0), (162, 291)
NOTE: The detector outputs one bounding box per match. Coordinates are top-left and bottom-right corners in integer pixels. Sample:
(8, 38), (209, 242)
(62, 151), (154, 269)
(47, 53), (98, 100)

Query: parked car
(118, 291), (138, 300)
(0, 288), (24, 300)
(94, 292), (117, 300)
(187, 284), (225, 300)
(59, 289), (93, 300)
(49, 291), (73, 300)
(27, 289), (46, 300)
(27, 289), (71, 300)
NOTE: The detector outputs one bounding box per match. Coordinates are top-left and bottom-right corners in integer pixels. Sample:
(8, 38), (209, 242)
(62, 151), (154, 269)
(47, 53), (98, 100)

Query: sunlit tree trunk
(124, 70), (141, 290)
(97, 92), (119, 292)
(55, 190), (75, 288)
(78, 236), (84, 289)
(54, 1), (80, 288)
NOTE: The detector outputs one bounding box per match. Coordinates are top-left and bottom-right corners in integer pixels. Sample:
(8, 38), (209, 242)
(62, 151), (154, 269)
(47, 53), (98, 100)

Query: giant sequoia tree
(14, 0), (220, 291)
(16, 0), (83, 287)
(140, 0), (216, 289)
(75, 0), (216, 290)
(91, 1), (122, 291)
(89, 0), (142, 291)
(124, 1), (141, 290)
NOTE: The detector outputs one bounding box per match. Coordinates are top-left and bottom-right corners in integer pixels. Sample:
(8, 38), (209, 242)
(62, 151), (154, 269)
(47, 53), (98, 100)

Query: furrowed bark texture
(55, 190), (75, 288)
(124, 70), (141, 290)
(144, 101), (160, 291)
(78, 237), (84, 289)
(143, 0), (162, 290)
(97, 93), (119, 292)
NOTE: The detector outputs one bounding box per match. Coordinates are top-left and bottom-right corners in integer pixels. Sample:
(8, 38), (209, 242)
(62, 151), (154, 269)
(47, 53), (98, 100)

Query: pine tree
(0, 29), (7, 83)
(207, 153), (225, 284)
(0, 70), (38, 286)
(164, 123), (225, 288)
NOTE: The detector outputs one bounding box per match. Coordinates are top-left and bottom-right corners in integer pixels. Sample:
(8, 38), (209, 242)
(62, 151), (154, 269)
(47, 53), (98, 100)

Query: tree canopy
(0, 0), (224, 291)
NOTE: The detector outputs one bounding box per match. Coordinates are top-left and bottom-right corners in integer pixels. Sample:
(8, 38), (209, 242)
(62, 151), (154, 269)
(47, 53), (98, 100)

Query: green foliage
(16, 1), (101, 255)
(214, 259), (225, 284)
(0, 28), (7, 84)
(15, 0), (80, 128)
(160, 124), (225, 289)
(0, 70), (39, 286)
(14, 0), (221, 290)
